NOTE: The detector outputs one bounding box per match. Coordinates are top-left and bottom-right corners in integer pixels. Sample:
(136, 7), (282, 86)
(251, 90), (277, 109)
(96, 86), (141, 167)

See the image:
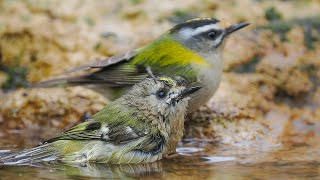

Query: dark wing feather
(64, 50), (140, 74)
(45, 121), (150, 145)
(82, 64), (149, 87)
(43, 120), (165, 155)
(33, 49), (149, 88)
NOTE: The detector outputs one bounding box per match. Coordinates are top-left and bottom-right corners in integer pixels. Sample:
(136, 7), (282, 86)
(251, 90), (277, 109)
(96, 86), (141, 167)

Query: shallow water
(0, 130), (319, 179)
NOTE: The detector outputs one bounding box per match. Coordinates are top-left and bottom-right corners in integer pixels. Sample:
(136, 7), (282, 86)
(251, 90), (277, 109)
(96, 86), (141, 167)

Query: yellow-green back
(130, 36), (209, 80)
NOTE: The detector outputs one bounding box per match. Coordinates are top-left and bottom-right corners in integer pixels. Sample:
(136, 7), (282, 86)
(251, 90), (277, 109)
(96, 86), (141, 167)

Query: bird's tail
(32, 75), (97, 88)
(32, 75), (123, 99)
(0, 143), (61, 165)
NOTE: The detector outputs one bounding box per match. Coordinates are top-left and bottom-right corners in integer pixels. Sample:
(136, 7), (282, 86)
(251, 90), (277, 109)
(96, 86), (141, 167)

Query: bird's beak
(225, 22), (250, 35)
(175, 86), (202, 102)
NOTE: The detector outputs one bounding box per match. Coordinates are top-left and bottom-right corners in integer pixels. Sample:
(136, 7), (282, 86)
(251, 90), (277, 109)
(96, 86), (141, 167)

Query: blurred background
(0, 0), (319, 163)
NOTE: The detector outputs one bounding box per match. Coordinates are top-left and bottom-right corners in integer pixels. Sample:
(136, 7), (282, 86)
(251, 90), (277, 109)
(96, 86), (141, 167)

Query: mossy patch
(265, 7), (282, 21)
(0, 59), (29, 91)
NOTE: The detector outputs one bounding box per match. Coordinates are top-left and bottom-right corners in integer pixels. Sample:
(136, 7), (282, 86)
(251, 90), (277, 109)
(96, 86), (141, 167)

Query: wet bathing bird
(0, 77), (201, 165)
(34, 18), (249, 111)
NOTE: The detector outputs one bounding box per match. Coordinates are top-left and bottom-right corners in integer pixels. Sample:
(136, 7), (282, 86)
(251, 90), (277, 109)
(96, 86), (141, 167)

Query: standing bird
(1, 77), (201, 165)
(34, 18), (249, 111)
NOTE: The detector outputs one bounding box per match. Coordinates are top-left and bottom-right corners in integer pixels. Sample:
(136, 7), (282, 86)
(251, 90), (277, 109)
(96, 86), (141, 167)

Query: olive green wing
(80, 64), (150, 87)
(64, 50), (140, 73)
(45, 120), (147, 144)
(32, 49), (150, 87)
(45, 100), (166, 153)
(45, 120), (165, 155)
(33, 38), (198, 88)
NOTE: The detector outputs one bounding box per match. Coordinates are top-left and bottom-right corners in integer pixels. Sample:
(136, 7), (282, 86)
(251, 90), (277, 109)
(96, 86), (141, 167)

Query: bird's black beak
(225, 22), (250, 35)
(175, 86), (202, 102)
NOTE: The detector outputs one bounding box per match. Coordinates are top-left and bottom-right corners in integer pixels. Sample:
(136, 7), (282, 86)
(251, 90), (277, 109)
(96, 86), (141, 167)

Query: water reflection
(55, 155), (223, 179)
(0, 156), (214, 179)
(56, 161), (163, 178)
(176, 147), (204, 155)
(1, 130), (320, 179)
(201, 156), (236, 163)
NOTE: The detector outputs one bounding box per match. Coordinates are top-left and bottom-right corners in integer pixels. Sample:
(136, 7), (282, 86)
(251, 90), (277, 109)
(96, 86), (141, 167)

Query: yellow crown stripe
(186, 17), (217, 22)
(159, 77), (175, 86)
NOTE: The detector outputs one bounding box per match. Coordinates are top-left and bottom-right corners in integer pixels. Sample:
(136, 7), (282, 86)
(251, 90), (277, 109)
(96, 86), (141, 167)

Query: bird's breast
(188, 62), (223, 111)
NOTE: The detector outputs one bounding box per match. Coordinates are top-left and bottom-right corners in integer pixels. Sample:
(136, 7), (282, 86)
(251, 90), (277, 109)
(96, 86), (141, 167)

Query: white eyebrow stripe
(192, 24), (220, 35)
(178, 24), (220, 40)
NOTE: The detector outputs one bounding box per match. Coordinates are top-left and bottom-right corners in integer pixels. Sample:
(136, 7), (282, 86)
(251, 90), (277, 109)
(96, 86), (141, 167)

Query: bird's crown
(169, 17), (220, 33)
(158, 76), (176, 87)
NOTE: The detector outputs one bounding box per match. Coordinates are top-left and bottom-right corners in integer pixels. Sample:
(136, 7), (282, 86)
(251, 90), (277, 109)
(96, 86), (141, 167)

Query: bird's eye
(207, 31), (217, 39)
(156, 89), (167, 99)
